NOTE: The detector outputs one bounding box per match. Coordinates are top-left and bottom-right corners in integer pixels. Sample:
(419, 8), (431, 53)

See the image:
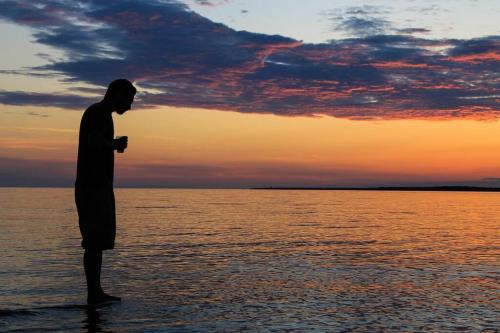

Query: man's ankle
(87, 291), (100, 301)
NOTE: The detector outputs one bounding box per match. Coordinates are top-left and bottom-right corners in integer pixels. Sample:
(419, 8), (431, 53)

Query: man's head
(104, 79), (137, 114)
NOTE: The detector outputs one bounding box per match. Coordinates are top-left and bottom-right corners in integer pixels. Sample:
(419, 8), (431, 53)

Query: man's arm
(88, 124), (114, 152)
(86, 112), (118, 152)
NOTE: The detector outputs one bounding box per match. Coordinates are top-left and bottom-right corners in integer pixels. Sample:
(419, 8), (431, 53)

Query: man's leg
(97, 250), (103, 294)
(85, 249), (121, 304)
(84, 249), (102, 304)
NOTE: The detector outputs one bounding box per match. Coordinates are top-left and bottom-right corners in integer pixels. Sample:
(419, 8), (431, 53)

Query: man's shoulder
(82, 102), (109, 123)
(84, 102), (105, 116)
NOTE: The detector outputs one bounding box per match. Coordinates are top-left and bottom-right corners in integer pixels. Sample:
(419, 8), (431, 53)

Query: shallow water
(0, 188), (498, 332)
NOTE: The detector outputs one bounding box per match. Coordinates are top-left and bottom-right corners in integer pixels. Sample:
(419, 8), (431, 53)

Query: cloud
(334, 17), (391, 37)
(2, 155), (500, 188)
(397, 28), (431, 35)
(481, 177), (500, 182)
(0, 0), (498, 120)
(0, 157), (74, 187)
(27, 111), (49, 117)
(9, 126), (77, 133)
(328, 5), (392, 38)
(416, 5), (449, 15)
(0, 90), (95, 110)
(193, 0), (230, 7)
(0, 156), (358, 187)
(0, 156), (449, 188)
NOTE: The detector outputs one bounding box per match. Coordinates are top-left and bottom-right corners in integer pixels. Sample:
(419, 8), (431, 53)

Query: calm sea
(0, 188), (498, 332)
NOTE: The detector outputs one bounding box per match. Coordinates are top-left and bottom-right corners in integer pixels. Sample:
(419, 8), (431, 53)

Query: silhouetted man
(75, 79), (136, 305)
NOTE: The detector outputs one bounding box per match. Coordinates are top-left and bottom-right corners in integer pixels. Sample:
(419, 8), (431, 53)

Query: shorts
(75, 186), (116, 250)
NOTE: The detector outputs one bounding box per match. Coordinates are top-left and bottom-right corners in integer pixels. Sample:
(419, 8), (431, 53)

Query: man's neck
(100, 99), (115, 113)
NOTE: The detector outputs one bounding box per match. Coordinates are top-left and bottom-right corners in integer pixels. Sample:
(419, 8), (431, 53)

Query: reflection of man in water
(75, 79), (136, 305)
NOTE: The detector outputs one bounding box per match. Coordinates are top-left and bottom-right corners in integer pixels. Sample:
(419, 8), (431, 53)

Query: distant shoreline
(252, 186), (500, 192)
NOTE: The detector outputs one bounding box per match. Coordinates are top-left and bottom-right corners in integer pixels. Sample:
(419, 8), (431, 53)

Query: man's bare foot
(87, 293), (121, 306)
(100, 293), (121, 302)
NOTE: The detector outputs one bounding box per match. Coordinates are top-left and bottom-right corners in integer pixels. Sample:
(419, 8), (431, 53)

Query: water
(0, 188), (498, 332)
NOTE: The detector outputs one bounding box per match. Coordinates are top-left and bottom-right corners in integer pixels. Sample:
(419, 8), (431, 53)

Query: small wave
(133, 206), (178, 209)
(0, 303), (110, 318)
(208, 202), (246, 205)
(294, 239), (378, 246)
(0, 309), (38, 317)
(289, 211), (317, 215)
(325, 225), (380, 229)
(172, 239), (377, 250)
(289, 223), (321, 227)
(171, 232), (219, 236)
(388, 211), (416, 215)
(36, 304), (89, 311)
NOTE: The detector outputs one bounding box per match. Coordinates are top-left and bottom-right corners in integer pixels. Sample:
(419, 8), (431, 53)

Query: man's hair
(104, 79), (137, 99)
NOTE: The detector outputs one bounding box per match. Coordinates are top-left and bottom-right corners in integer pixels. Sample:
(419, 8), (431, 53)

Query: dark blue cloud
(328, 5), (392, 38)
(397, 28), (431, 35)
(0, 0), (498, 120)
(448, 37), (500, 57)
(335, 17), (391, 37)
(0, 90), (95, 109)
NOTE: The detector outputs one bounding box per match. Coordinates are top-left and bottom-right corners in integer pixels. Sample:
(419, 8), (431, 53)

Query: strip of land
(252, 186), (500, 192)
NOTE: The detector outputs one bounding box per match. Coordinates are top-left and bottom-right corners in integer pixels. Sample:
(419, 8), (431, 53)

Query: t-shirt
(75, 102), (114, 189)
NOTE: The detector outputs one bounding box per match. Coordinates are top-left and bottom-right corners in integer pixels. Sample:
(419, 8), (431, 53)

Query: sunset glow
(0, 0), (499, 187)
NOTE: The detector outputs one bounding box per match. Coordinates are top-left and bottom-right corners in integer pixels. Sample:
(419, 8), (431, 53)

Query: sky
(0, 0), (499, 188)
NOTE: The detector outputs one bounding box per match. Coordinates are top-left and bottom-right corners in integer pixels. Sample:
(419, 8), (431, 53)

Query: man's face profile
(115, 92), (135, 115)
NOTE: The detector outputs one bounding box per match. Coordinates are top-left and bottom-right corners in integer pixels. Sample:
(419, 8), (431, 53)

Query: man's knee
(84, 248), (102, 258)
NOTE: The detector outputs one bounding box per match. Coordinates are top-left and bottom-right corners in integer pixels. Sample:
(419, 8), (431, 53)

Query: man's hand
(114, 136), (128, 153)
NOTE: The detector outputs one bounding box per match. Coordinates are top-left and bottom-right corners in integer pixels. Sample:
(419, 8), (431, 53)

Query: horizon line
(3, 185), (500, 192)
